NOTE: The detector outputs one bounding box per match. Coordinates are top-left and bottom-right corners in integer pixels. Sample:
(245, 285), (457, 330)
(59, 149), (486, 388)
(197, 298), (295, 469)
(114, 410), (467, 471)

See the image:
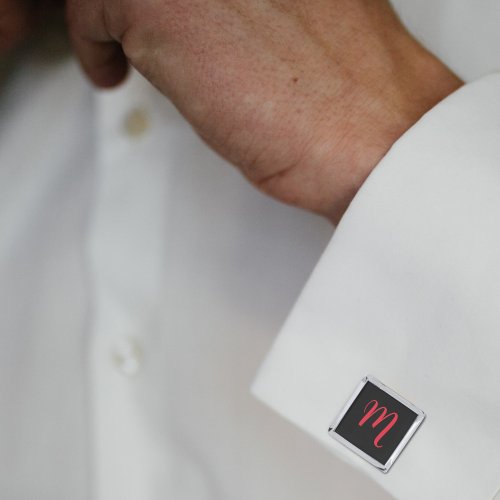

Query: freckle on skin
(292, 77), (299, 83)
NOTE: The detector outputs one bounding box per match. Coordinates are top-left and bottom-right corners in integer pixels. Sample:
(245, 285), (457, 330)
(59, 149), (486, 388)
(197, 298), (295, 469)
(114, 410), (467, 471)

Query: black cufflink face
(328, 375), (425, 473)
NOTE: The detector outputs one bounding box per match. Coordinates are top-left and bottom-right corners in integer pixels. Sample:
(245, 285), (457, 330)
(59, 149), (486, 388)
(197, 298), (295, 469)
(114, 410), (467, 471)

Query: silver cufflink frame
(328, 375), (426, 473)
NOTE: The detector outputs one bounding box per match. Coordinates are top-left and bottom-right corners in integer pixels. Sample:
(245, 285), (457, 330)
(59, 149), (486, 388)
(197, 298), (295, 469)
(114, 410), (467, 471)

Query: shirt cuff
(252, 74), (500, 500)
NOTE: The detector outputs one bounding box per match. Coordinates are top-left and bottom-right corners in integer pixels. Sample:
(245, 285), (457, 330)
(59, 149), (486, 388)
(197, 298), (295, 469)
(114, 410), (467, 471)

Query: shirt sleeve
(251, 74), (500, 500)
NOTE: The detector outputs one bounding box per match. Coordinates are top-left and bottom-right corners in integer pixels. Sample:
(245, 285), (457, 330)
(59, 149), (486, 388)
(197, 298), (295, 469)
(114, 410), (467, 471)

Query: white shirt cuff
(252, 74), (500, 500)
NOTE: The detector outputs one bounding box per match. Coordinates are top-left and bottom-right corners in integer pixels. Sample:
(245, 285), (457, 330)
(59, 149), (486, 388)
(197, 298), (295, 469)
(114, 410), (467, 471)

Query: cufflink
(328, 375), (425, 473)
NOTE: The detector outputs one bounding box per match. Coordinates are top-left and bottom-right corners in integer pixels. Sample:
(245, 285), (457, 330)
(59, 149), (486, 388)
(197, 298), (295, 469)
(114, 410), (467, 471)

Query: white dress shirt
(0, 36), (375, 500)
(0, 1), (499, 499)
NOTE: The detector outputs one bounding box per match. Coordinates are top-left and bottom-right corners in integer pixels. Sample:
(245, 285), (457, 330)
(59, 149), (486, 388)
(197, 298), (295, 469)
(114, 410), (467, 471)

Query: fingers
(66, 0), (129, 88)
(0, 0), (34, 54)
(70, 36), (128, 88)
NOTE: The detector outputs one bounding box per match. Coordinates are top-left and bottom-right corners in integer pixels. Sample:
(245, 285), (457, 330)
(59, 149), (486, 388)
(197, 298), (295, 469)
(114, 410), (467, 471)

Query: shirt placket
(86, 72), (174, 500)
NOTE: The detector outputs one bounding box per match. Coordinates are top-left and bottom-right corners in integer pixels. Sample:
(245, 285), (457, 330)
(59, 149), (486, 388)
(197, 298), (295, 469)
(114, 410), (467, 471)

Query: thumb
(66, 1), (128, 88)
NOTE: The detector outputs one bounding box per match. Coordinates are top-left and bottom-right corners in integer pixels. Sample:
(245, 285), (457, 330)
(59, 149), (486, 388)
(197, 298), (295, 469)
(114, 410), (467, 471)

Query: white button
(111, 337), (143, 376)
(123, 108), (151, 137)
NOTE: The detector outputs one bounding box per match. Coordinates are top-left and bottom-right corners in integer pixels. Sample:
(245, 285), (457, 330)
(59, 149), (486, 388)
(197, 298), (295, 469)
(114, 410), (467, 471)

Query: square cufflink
(328, 375), (425, 473)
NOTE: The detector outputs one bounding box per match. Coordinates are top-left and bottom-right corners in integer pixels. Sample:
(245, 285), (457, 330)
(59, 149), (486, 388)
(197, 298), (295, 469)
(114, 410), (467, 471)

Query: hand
(0, 0), (34, 54)
(0, 1), (63, 55)
(67, 0), (462, 223)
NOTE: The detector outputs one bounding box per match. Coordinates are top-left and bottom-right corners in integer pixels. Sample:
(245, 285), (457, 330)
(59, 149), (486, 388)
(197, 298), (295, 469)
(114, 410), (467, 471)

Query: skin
(2, 0), (462, 223)
(0, 1), (63, 52)
(0, 0), (34, 52)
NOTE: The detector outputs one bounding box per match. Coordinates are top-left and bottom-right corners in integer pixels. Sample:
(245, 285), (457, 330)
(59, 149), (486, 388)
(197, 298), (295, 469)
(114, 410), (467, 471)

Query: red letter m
(358, 400), (398, 448)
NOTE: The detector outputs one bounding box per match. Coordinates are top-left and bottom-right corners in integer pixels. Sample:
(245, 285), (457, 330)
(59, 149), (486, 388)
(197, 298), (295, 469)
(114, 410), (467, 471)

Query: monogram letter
(358, 399), (398, 448)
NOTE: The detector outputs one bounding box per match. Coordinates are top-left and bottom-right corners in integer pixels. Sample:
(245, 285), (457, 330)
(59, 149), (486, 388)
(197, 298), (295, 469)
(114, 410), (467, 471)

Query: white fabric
(0, 1), (499, 499)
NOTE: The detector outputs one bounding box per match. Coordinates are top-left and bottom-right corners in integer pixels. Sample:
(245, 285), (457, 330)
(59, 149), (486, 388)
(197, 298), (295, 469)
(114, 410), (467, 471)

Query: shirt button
(123, 108), (151, 138)
(111, 337), (144, 376)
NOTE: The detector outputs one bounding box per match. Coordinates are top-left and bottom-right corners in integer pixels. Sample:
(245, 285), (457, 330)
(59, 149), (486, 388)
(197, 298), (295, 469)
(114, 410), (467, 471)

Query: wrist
(321, 42), (463, 224)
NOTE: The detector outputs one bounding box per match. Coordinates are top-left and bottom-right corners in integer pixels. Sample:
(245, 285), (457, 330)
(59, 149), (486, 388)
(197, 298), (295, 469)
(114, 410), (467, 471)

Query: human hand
(67, 0), (462, 223)
(0, 0), (62, 55)
(0, 0), (35, 53)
